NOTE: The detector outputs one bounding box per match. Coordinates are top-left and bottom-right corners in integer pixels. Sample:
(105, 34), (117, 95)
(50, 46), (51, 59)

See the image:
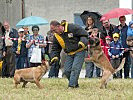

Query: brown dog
(85, 37), (125, 89)
(14, 60), (49, 89)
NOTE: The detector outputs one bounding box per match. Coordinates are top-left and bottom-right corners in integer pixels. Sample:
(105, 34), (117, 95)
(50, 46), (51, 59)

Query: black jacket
(51, 23), (88, 60)
(100, 24), (115, 39)
(12, 40), (27, 57)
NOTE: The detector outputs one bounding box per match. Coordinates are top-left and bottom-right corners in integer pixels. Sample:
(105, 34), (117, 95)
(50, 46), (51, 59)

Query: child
(85, 28), (100, 78)
(102, 36), (112, 61)
(109, 33), (124, 78)
(13, 28), (27, 69)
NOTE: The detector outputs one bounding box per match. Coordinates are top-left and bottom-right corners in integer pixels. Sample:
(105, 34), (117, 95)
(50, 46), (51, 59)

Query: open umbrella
(16, 16), (48, 27)
(80, 11), (102, 29)
(100, 8), (133, 21)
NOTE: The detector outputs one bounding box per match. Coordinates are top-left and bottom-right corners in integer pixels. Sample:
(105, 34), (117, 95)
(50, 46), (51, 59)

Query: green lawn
(0, 78), (133, 100)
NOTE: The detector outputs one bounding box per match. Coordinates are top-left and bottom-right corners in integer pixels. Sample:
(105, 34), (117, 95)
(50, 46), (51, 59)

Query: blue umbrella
(16, 16), (48, 27)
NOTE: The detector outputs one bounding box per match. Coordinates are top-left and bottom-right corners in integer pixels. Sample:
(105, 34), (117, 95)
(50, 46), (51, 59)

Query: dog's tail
(114, 58), (126, 74)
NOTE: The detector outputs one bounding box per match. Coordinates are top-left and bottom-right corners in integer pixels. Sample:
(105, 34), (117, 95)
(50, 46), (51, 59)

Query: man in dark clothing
(114, 16), (131, 78)
(50, 20), (88, 88)
(0, 22), (5, 76)
(46, 30), (60, 78)
(100, 20), (115, 45)
(2, 21), (18, 78)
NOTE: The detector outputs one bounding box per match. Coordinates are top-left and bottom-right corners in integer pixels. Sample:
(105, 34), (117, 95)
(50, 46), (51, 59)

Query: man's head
(119, 16), (126, 25)
(0, 22), (2, 28)
(50, 20), (64, 34)
(22, 26), (29, 34)
(3, 21), (10, 31)
(102, 20), (110, 28)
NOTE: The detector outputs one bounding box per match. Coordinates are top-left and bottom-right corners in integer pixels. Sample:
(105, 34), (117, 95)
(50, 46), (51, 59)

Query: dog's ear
(95, 38), (100, 46)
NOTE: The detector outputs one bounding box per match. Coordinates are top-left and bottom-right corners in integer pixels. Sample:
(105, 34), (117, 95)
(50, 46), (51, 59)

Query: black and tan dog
(85, 37), (125, 89)
(14, 60), (49, 89)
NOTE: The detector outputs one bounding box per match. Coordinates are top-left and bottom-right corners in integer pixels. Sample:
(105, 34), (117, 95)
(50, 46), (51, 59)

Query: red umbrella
(100, 8), (133, 21)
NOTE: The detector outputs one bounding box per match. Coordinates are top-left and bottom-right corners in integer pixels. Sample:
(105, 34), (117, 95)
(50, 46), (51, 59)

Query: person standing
(46, 30), (60, 78)
(85, 27), (101, 78)
(84, 17), (100, 78)
(126, 20), (133, 78)
(23, 26), (30, 68)
(114, 16), (131, 78)
(0, 22), (5, 76)
(109, 33), (124, 78)
(102, 36), (112, 61)
(50, 20), (88, 88)
(26, 25), (46, 67)
(13, 28), (27, 69)
(2, 21), (18, 78)
(100, 20), (115, 45)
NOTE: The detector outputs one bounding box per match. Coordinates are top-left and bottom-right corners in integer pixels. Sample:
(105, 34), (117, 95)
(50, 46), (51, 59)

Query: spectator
(46, 30), (60, 78)
(50, 20), (88, 88)
(114, 16), (131, 78)
(23, 26), (30, 68)
(127, 20), (133, 45)
(2, 21), (18, 78)
(109, 33), (124, 78)
(26, 25), (46, 67)
(13, 28), (27, 69)
(100, 20), (115, 45)
(126, 20), (133, 78)
(23, 26), (30, 40)
(0, 22), (5, 76)
(85, 28), (100, 78)
(84, 16), (96, 78)
(85, 16), (98, 36)
(102, 36), (112, 61)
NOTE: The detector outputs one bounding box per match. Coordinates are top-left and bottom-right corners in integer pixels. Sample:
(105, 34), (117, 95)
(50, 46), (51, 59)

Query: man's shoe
(68, 84), (79, 89)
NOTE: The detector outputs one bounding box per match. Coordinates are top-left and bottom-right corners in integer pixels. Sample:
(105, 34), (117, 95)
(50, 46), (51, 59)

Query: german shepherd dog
(14, 60), (49, 89)
(84, 37), (125, 89)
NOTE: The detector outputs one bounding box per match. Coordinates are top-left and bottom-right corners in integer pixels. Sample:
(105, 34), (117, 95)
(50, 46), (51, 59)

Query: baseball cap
(18, 28), (24, 32)
(113, 33), (119, 38)
(105, 36), (111, 40)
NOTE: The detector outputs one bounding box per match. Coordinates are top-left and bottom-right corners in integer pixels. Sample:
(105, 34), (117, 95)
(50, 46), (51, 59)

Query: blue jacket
(108, 41), (124, 58)
(114, 24), (128, 48)
(127, 20), (133, 37)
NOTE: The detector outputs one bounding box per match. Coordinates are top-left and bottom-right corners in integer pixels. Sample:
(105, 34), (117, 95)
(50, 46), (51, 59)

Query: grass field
(0, 78), (133, 100)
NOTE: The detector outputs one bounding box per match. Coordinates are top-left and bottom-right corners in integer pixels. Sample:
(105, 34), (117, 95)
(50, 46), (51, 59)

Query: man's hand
(118, 25), (122, 30)
(3, 51), (6, 57)
(16, 51), (20, 55)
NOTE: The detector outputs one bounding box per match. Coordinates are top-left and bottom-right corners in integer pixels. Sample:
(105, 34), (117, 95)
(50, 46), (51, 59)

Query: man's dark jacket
(51, 23), (88, 61)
